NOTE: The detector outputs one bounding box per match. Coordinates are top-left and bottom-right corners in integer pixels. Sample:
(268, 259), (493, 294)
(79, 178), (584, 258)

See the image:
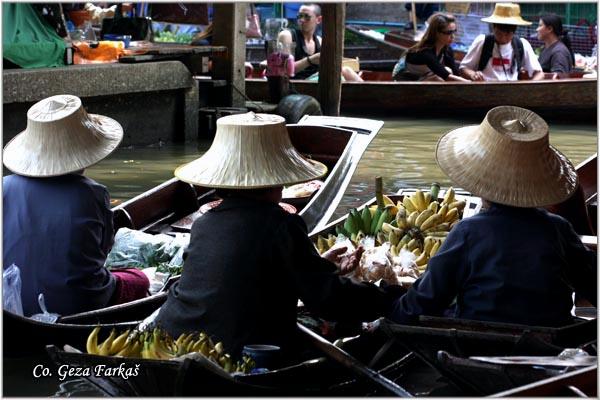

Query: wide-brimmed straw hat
(175, 112), (327, 188)
(436, 106), (577, 207)
(481, 3), (532, 26)
(3, 95), (123, 177)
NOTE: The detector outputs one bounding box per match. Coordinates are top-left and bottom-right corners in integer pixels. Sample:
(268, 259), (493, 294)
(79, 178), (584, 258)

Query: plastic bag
(3, 264), (23, 316)
(30, 293), (60, 323)
(246, 4), (262, 38)
(105, 228), (190, 270)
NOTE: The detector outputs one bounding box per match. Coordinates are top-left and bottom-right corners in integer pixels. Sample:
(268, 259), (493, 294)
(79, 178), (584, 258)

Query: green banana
(361, 207), (372, 235)
(370, 208), (383, 234)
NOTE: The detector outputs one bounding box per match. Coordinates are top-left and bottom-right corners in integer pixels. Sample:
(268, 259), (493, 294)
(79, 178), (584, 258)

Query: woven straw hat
(175, 112), (327, 188)
(481, 3), (532, 26)
(3, 95), (123, 177)
(436, 106), (577, 207)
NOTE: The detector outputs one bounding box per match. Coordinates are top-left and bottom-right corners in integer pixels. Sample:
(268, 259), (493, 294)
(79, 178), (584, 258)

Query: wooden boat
(6, 116), (383, 355)
(434, 350), (595, 396)
(246, 73), (597, 122)
(45, 324), (414, 397)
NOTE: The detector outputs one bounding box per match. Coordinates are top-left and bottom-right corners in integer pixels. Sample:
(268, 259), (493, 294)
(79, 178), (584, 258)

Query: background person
(154, 112), (397, 358)
(537, 14), (574, 73)
(393, 13), (468, 82)
(459, 3), (544, 81)
(3, 95), (149, 317)
(390, 106), (596, 327)
(277, 3), (363, 82)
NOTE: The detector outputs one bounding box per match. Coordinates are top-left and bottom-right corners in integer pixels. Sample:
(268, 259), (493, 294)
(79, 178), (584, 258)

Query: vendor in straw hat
(154, 112), (397, 358)
(390, 106), (596, 327)
(3, 95), (149, 317)
(459, 3), (544, 81)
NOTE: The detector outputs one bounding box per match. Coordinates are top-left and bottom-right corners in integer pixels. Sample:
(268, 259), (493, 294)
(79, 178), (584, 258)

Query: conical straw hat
(3, 95), (123, 177)
(175, 112), (327, 188)
(436, 106), (577, 207)
(481, 3), (532, 26)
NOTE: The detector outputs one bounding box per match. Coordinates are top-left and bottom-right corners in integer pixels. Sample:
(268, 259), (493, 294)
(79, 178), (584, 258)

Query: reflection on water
(5, 116), (596, 396)
(85, 116), (597, 219)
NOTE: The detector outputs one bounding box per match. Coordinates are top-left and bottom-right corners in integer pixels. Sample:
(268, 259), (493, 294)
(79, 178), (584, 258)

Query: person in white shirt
(460, 3), (544, 81)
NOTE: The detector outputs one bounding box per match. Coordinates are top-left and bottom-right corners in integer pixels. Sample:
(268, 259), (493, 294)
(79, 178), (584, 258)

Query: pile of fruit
(315, 184), (466, 282)
(86, 327), (255, 374)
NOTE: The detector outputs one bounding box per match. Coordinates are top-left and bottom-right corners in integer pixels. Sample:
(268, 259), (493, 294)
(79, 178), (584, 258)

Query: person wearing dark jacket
(155, 112), (396, 358)
(390, 105), (596, 327)
(393, 13), (468, 82)
(3, 94), (149, 317)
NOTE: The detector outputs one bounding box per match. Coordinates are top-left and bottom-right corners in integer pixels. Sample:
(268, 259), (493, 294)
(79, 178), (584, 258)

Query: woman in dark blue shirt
(391, 106), (596, 327)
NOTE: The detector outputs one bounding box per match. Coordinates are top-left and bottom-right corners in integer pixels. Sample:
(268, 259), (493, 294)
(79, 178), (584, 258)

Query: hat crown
(494, 3), (521, 18)
(485, 106), (548, 143)
(27, 94), (81, 122)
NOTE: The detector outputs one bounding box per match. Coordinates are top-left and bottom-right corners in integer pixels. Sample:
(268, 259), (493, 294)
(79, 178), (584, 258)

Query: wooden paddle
(297, 322), (413, 397)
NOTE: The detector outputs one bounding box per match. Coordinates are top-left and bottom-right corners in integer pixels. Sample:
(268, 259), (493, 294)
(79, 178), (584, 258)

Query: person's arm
(411, 49), (453, 80)
(558, 218), (597, 306)
(389, 222), (469, 324)
(459, 34), (485, 81)
(275, 214), (395, 323)
(521, 38), (544, 80)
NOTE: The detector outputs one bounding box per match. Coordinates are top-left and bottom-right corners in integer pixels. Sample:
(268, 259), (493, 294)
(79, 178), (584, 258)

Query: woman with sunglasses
(536, 14), (574, 73)
(394, 13), (468, 82)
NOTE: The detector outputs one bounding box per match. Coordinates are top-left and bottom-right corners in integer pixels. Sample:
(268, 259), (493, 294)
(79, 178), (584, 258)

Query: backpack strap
(477, 34), (495, 71)
(512, 36), (524, 72)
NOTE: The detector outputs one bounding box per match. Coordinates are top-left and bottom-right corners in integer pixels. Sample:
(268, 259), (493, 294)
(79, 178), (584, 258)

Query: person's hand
(322, 245), (364, 274)
(470, 70), (484, 81)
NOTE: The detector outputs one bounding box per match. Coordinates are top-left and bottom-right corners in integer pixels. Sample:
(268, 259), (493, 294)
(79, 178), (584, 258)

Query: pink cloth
(110, 268), (150, 305)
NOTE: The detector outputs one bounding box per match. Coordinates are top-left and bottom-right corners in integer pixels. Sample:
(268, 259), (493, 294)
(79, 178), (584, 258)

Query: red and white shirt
(460, 34), (542, 81)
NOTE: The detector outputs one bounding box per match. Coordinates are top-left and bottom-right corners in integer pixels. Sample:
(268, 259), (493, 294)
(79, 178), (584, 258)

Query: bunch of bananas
(384, 186), (465, 272)
(86, 327), (255, 374)
(331, 200), (398, 244)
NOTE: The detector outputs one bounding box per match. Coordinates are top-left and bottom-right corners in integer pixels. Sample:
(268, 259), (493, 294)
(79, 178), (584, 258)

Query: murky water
(4, 116), (596, 396)
(83, 115), (597, 219)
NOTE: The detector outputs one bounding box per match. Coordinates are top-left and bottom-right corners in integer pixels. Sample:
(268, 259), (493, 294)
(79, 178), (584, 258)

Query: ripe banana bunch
(386, 186), (465, 272)
(315, 234), (337, 254)
(85, 327), (254, 374)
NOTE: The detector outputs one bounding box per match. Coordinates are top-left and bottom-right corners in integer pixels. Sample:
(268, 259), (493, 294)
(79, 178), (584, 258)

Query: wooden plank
(319, 3), (345, 116)
(212, 3), (246, 107)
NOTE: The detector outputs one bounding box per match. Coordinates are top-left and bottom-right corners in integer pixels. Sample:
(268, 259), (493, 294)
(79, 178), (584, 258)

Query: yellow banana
(407, 238), (419, 251)
(427, 200), (439, 213)
(109, 329), (131, 355)
(98, 329), (117, 356)
(395, 208), (408, 229)
(407, 211), (419, 227)
(415, 252), (428, 266)
(448, 200), (466, 211)
(423, 237), (434, 255)
(381, 222), (394, 234)
(437, 204), (448, 219)
(413, 190), (426, 211)
(430, 240), (442, 257)
(444, 208), (459, 223)
(398, 233), (411, 248)
(402, 196), (417, 213)
(327, 234), (336, 248)
(382, 195), (395, 206)
(86, 326), (101, 355)
(424, 192), (432, 206)
(442, 187), (455, 205)
(420, 213), (442, 231)
(415, 209), (434, 228)
(412, 247), (422, 256)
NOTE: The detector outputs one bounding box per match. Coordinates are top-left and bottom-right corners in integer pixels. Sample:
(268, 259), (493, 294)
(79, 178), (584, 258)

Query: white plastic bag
(3, 264), (23, 316)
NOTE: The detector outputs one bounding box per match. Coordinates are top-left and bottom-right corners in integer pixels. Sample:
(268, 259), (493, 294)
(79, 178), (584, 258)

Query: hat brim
(3, 114), (123, 177)
(435, 125), (578, 207)
(481, 16), (532, 26)
(174, 156), (328, 189)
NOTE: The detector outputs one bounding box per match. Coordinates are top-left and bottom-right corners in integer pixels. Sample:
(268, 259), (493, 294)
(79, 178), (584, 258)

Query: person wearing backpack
(459, 3), (544, 81)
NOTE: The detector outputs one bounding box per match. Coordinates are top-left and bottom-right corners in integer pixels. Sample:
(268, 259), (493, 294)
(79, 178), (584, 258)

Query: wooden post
(211, 3), (246, 107)
(319, 3), (345, 116)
